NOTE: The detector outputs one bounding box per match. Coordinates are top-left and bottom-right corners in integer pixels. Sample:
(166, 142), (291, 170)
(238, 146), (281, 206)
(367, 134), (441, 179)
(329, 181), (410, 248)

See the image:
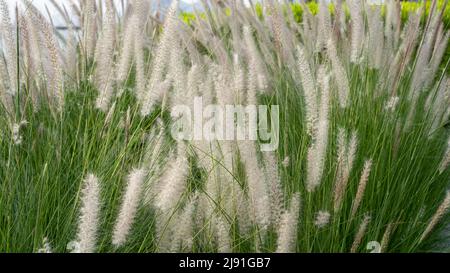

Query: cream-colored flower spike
(94, 0), (116, 112)
(141, 0), (179, 116)
(350, 214), (371, 253)
(276, 193), (301, 253)
(314, 210), (331, 228)
(419, 191), (450, 243)
(438, 137), (450, 174)
(112, 168), (147, 247)
(0, 0), (17, 96)
(154, 142), (189, 212)
(75, 174), (101, 253)
(306, 72), (330, 192)
(351, 159), (373, 217)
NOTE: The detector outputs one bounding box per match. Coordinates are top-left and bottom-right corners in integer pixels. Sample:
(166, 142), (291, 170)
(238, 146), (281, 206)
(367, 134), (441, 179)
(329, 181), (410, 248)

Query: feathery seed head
(75, 173), (101, 253)
(351, 214), (371, 253)
(419, 190), (450, 243)
(154, 142), (189, 212)
(438, 137), (450, 174)
(276, 193), (301, 253)
(351, 159), (373, 217)
(314, 210), (331, 228)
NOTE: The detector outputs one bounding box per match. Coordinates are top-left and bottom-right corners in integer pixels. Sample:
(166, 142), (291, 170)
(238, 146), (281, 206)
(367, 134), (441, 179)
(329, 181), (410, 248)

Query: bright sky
(3, 0), (203, 26)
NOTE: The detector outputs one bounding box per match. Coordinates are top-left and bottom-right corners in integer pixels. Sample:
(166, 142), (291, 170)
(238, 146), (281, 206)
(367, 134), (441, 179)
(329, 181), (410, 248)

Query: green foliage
(186, 1), (450, 28)
(180, 12), (197, 24)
